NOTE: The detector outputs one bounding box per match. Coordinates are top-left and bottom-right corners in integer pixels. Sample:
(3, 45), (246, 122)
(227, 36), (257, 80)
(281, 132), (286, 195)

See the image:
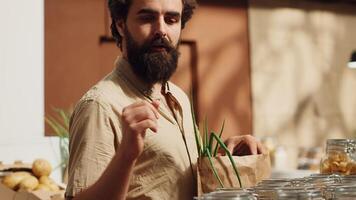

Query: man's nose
(153, 17), (167, 38)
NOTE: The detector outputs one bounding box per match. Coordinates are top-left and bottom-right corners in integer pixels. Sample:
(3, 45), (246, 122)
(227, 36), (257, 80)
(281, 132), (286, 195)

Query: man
(65, 0), (266, 199)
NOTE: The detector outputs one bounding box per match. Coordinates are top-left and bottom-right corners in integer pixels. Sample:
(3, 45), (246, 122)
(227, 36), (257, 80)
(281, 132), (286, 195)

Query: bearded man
(65, 0), (266, 199)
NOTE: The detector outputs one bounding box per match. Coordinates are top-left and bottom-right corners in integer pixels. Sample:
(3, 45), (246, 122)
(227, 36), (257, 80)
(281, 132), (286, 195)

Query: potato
(2, 172), (32, 190)
(38, 176), (54, 185)
(32, 159), (52, 177)
(35, 183), (52, 191)
(47, 183), (60, 192)
(38, 175), (60, 192)
(18, 175), (39, 191)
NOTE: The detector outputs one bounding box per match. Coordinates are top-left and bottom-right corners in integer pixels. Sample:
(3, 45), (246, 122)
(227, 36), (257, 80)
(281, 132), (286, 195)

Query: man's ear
(116, 20), (125, 37)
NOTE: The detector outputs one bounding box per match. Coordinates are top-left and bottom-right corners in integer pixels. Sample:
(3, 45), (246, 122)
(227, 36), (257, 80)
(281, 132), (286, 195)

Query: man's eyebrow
(166, 11), (181, 18)
(137, 8), (181, 17)
(137, 8), (158, 15)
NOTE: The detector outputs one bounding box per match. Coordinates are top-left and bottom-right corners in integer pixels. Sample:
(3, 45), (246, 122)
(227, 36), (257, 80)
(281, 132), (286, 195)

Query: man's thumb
(152, 100), (160, 109)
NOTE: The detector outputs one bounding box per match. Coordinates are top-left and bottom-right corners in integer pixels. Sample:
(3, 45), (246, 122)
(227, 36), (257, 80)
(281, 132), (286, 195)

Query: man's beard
(125, 29), (180, 85)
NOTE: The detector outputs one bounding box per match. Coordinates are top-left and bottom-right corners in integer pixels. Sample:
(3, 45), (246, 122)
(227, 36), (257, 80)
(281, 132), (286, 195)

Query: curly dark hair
(108, 0), (198, 48)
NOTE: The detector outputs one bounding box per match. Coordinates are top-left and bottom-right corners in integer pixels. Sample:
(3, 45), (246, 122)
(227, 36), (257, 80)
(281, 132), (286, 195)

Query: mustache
(147, 37), (175, 51)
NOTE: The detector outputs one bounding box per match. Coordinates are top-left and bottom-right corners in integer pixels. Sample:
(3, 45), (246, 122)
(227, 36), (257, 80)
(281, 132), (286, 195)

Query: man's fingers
(146, 101), (160, 119)
(131, 119), (158, 134)
(125, 107), (157, 123)
(248, 141), (258, 155)
(124, 101), (159, 119)
(257, 141), (267, 154)
(226, 142), (235, 155)
(225, 135), (265, 156)
(123, 101), (160, 122)
(244, 136), (258, 155)
(151, 100), (160, 110)
(124, 101), (148, 109)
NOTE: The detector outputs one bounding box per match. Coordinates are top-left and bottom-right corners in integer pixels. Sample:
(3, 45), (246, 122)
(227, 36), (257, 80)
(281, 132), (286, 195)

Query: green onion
(211, 132), (242, 188)
(213, 120), (225, 156)
(190, 93), (242, 188)
(205, 149), (224, 187)
(190, 95), (202, 156)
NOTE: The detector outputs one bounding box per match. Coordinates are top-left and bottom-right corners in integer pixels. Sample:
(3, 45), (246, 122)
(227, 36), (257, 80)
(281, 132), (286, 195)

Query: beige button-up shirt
(66, 57), (198, 199)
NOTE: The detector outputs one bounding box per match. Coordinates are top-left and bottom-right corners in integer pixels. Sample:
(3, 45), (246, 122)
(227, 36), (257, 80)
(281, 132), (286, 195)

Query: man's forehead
(130, 0), (183, 14)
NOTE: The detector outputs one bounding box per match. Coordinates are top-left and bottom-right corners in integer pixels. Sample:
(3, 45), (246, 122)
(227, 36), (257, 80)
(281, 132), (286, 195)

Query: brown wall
(45, 0), (120, 134)
(173, 4), (252, 138)
(45, 0), (252, 138)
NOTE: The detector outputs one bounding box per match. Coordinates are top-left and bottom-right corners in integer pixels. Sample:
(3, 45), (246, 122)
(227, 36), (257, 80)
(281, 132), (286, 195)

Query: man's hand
(120, 100), (160, 161)
(72, 100), (160, 200)
(223, 135), (267, 156)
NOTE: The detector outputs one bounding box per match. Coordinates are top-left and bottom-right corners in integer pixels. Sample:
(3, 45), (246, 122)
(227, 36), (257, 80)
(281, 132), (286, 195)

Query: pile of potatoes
(1, 159), (60, 192)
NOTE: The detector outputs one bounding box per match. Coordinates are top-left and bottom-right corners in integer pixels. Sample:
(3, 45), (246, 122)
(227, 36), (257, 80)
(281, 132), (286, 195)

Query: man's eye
(165, 17), (179, 25)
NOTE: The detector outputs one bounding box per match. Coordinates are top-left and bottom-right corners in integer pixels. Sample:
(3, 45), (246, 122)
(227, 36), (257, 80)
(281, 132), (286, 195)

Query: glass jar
(298, 190), (325, 200)
(331, 186), (356, 200)
(195, 190), (256, 200)
(276, 189), (325, 200)
(250, 187), (277, 200)
(340, 175), (356, 184)
(305, 174), (341, 188)
(320, 139), (356, 175)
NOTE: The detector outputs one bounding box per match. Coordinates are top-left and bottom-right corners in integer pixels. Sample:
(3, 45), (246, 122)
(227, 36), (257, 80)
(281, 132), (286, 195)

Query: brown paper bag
(197, 154), (271, 195)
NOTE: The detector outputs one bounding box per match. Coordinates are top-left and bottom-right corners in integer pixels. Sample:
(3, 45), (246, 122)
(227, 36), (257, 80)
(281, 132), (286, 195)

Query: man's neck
(152, 83), (163, 98)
